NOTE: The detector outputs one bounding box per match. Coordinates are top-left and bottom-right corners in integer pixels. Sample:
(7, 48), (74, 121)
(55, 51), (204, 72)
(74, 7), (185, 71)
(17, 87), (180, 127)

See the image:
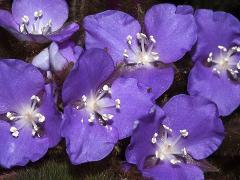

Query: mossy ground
(0, 0), (240, 179)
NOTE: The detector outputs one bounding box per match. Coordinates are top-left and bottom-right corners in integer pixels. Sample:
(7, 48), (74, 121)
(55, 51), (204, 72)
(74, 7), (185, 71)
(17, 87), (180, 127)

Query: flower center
(5, 95), (45, 138)
(123, 33), (159, 66)
(151, 125), (188, 165)
(75, 85), (121, 125)
(19, 10), (52, 35)
(206, 45), (240, 80)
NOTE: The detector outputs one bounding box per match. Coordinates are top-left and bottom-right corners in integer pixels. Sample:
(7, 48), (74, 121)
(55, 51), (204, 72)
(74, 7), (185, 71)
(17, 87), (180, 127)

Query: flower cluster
(1, 1), (239, 179)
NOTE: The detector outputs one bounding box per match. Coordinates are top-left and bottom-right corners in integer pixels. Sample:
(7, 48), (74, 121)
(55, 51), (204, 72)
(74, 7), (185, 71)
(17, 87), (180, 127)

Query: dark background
(0, 0), (240, 179)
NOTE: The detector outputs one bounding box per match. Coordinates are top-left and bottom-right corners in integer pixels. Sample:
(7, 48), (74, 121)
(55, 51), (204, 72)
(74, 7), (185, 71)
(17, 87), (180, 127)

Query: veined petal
(84, 10), (141, 64)
(145, 4), (197, 63)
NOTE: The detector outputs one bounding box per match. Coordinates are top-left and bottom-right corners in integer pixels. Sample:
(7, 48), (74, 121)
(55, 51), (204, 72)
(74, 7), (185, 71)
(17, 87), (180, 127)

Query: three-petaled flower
(61, 48), (153, 164)
(126, 95), (224, 180)
(188, 9), (240, 116)
(0, 0), (79, 43)
(83, 4), (197, 99)
(0, 60), (62, 168)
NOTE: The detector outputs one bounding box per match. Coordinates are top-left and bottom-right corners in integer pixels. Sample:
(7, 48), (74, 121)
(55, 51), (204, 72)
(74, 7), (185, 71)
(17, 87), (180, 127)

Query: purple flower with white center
(0, 60), (62, 168)
(126, 95), (224, 180)
(83, 4), (197, 99)
(32, 41), (83, 76)
(188, 9), (240, 116)
(0, 0), (79, 43)
(61, 48), (153, 164)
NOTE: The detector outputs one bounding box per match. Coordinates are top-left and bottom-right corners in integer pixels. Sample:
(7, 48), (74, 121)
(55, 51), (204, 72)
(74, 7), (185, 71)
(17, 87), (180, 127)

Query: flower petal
(142, 162), (204, 180)
(0, 120), (49, 168)
(0, 60), (44, 114)
(84, 10), (141, 64)
(58, 41), (83, 64)
(32, 47), (50, 71)
(145, 4), (197, 63)
(188, 61), (240, 116)
(12, 0), (68, 31)
(62, 48), (115, 105)
(61, 106), (118, 164)
(162, 94), (224, 160)
(192, 9), (240, 62)
(47, 22), (79, 43)
(0, 10), (18, 30)
(40, 84), (62, 148)
(99, 78), (154, 139)
(49, 42), (68, 71)
(122, 65), (174, 99)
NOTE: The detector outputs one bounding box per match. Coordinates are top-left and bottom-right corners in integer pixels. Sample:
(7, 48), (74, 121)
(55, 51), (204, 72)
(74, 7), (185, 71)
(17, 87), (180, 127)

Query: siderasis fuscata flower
(188, 9), (240, 116)
(32, 41), (83, 76)
(61, 48), (153, 164)
(0, 60), (62, 168)
(0, 0), (79, 43)
(126, 95), (224, 180)
(83, 3), (197, 99)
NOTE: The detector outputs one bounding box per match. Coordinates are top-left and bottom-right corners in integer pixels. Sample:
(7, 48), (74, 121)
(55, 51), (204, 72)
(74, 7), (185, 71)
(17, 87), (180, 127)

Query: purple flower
(126, 95), (224, 180)
(61, 48), (153, 164)
(83, 4), (197, 99)
(0, 0), (79, 43)
(32, 41), (83, 75)
(0, 60), (62, 168)
(188, 9), (240, 116)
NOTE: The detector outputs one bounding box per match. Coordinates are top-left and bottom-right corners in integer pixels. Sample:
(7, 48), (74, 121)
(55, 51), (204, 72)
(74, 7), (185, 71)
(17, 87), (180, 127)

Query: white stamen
(21, 15), (29, 24)
(10, 127), (19, 137)
(237, 62), (240, 70)
(163, 125), (172, 132)
(34, 10), (43, 18)
(182, 147), (187, 156)
(218, 45), (227, 52)
(151, 133), (158, 144)
(6, 112), (15, 120)
(127, 35), (133, 45)
(102, 114), (114, 121)
(170, 159), (181, 165)
(19, 24), (25, 33)
(88, 113), (95, 123)
(103, 85), (110, 92)
(32, 129), (37, 136)
(180, 129), (189, 137)
(149, 35), (156, 43)
(82, 95), (87, 103)
(115, 99), (121, 109)
(31, 95), (40, 102)
(36, 113), (45, 123)
(123, 49), (129, 58)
